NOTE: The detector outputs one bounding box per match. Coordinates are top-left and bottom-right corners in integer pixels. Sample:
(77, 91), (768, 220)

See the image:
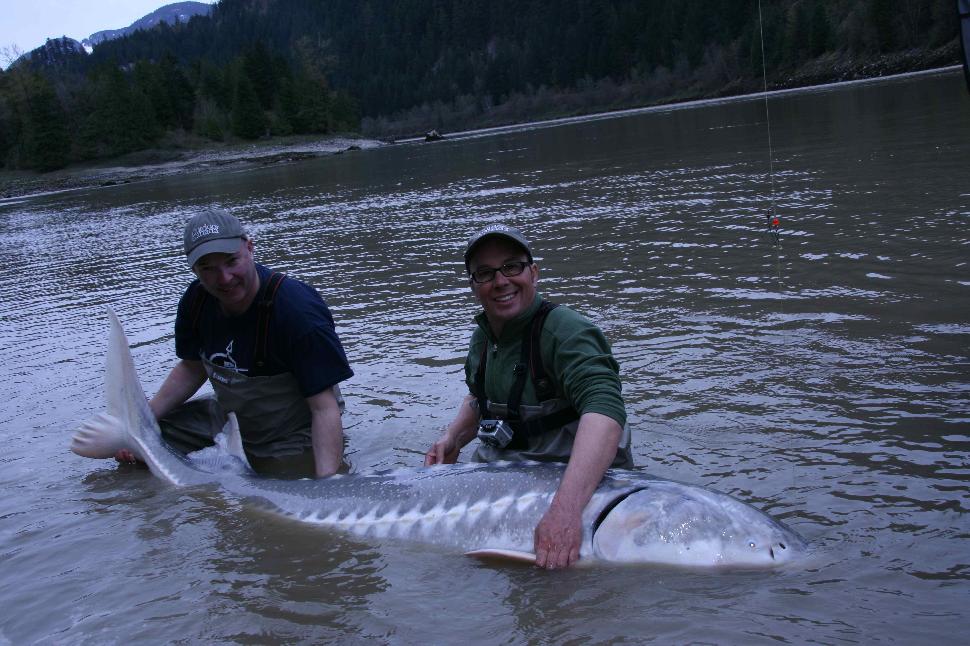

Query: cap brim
(187, 237), (244, 267)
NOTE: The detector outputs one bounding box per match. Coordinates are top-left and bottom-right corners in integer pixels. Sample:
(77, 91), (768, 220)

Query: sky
(0, 0), (218, 66)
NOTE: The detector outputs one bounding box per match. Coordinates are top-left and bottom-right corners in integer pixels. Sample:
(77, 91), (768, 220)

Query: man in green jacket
(425, 224), (633, 569)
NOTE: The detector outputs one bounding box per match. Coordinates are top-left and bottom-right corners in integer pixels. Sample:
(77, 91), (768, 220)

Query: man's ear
(468, 277), (484, 304)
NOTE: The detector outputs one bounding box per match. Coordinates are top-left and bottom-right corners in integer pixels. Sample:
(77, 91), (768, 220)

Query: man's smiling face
(468, 237), (538, 335)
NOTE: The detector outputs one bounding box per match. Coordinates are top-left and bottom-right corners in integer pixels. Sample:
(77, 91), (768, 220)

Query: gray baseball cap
(463, 223), (533, 271)
(183, 208), (247, 267)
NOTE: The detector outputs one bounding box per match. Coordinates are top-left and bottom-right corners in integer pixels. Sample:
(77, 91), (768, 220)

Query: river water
(1, 69), (968, 644)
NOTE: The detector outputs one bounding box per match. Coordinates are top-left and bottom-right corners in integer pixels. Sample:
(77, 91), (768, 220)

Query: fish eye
(748, 541), (757, 549)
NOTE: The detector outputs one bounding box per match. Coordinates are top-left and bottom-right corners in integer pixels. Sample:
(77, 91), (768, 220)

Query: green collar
(474, 293), (543, 343)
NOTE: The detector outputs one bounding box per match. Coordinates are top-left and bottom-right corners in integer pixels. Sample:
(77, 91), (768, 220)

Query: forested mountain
(83, 2), (213, 49)
(0, 0), (960, 172)
(13, 37), (87, 71)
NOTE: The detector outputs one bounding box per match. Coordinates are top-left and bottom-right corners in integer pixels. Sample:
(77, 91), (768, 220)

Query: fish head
(591, 485), (806, 568)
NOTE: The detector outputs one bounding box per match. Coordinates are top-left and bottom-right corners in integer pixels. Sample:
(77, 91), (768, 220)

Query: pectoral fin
(219, 412), (251, 469)
(464, 548), (537, 564)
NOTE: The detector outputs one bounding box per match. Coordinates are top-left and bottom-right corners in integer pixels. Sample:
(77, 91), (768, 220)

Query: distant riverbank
(2, 58), (964, 203)
(362, 42), (964, 140)
(0, 135), (384, 201)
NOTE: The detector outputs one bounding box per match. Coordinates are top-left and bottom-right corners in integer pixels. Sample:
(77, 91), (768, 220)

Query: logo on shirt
(207, 339), (246, 374)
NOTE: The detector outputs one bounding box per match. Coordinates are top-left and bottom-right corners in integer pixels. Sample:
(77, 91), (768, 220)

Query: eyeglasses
(469, 261), (532, 284)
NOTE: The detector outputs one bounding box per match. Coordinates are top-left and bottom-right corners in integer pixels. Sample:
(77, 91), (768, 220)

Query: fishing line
(757, 0), (781, 245)
(756, 0), (795, 491)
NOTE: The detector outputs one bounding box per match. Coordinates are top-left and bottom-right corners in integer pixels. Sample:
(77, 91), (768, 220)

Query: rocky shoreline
(771, 42), (963, 90)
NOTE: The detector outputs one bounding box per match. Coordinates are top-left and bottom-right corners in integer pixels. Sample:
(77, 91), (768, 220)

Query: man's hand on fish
(534, 503), (583, 569)
(424, 435), (460, 465)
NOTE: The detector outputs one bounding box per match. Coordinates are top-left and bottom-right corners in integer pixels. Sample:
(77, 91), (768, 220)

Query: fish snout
(760, 536), (800, 563)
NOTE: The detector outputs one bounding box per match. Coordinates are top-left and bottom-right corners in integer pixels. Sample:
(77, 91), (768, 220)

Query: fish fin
(105, 306), (157, 433)
(70, 411), (137, 459)
(220, 412), (251, 468)
(466, 549), (596, 568)
(71, 306), (147, 460)
(465, 548), (537, 564)
(104, 306), (127, 421)
(188, 413), (255, 477)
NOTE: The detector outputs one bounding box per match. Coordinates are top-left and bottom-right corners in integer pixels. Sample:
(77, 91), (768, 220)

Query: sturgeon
(72, 307), (807, 568)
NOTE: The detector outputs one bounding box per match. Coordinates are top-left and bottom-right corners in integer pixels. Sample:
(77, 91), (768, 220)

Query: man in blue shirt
(113, 208), (353, 477)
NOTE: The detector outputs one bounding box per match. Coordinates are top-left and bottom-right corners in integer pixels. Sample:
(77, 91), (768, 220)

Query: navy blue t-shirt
(174, 264), (353, 397)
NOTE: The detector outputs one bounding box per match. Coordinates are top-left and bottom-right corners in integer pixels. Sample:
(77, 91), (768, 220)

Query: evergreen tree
(196, 60), (232, 111)
(330, 92), (359, 132)
(0, 70), (17, 168)
(159, 53), (195, 130)
(293, 74), (332, 134)
(231, 71), (266, 139)
(809, 2), (832, 58)
(23, 74), (71, 170)
(193, 96), (227, 141)
(783, 2), (810, 67)
(275, 73), (299, 133)
(79, 63), (159, 158)
(870, 0), (897, 53)
(134, 60), (174, 129)
(241, 42), (278, 110)
(0, 69), (70, 170)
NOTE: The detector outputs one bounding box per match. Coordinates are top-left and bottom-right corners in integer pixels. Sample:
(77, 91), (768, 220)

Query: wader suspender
(252, 272), (286, 369)
(474, 300), (580, 448)
(189, 281), (208, 330)
(188, 271), (287, 370)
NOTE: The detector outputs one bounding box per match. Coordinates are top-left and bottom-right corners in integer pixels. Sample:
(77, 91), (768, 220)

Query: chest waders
(471, 300), (633, 468)
(160, 273), (333, 476)
(471, 301), (578, 463)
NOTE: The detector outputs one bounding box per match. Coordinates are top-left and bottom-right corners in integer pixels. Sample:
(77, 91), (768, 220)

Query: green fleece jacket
(464, 294), (627, 428)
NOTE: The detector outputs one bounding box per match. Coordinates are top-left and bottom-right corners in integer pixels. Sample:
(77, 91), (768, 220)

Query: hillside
(0, 0), (961, 173)
(83, 2), (213, 48)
